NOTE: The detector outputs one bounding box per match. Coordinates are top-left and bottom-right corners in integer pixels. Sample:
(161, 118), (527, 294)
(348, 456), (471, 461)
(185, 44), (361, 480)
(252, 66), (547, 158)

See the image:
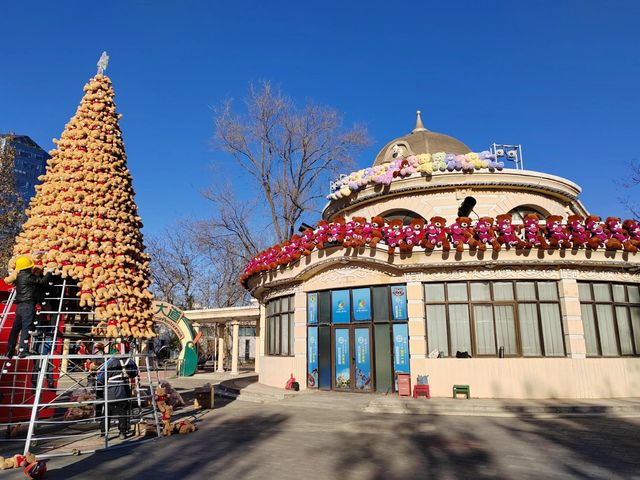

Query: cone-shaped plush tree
(6, 71), (155, 339)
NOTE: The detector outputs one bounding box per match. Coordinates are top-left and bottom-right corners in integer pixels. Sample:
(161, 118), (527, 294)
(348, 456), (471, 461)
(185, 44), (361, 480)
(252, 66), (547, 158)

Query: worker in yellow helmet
(5, 256), (52, 359)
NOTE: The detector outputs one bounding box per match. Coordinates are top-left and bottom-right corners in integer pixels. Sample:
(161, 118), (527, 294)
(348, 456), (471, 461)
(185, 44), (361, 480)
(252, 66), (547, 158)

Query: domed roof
(373, 111), (471, 166)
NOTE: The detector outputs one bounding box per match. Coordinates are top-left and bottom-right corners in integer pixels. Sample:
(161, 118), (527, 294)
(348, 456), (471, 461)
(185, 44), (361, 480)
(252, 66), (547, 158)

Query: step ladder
(0, 276), (162, 456)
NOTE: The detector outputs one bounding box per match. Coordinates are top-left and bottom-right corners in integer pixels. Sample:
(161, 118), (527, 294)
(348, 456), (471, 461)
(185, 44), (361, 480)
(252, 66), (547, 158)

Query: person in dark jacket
(6, 256), (52, 358)
(97, 355), (138, 439)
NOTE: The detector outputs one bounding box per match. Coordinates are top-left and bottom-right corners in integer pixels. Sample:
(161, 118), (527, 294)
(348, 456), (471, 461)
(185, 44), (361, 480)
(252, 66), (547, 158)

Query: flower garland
(241, 214), (639, 286)
(327, 151), (505, 201)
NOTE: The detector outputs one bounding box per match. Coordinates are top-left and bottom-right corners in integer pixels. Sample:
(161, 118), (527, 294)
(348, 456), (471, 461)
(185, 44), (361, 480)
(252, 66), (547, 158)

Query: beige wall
(256, 262), (640, 397)
(324, 169), (588, 221)
(258, 355), (307, 390)
(409, 357), (640, 399)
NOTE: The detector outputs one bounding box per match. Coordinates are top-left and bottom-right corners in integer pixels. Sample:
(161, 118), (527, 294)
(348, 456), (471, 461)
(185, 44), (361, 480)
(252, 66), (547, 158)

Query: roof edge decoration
(241, 214), (640, 288)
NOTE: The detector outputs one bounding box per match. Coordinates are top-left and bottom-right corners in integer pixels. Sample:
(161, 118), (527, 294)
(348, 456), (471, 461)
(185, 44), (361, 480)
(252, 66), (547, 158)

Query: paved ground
(3, 392), (640, 480)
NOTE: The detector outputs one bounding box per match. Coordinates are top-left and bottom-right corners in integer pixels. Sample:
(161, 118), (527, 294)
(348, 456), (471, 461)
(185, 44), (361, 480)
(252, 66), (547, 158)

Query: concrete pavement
(3, 394), (638, 480)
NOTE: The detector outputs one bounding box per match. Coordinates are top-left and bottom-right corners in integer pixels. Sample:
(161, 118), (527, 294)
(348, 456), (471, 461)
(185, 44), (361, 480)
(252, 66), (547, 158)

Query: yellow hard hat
(15, 256), (34, 271)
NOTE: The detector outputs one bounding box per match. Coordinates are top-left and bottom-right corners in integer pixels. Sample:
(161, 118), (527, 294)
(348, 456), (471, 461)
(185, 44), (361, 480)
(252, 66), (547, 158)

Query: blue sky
(2, 1), (639, 236)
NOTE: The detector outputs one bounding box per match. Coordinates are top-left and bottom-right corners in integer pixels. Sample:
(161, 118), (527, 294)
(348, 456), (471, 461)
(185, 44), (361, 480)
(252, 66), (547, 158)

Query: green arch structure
(152, 301), (199, 376)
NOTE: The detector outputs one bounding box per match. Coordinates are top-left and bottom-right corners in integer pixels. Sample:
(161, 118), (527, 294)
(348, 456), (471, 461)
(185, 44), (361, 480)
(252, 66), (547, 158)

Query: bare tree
(620, 160), (640, 219)
(213, 81), (370, 243)
(148, 221), (250, 309)
(147, 226), (204, 310)
(0, 135), (23, 276)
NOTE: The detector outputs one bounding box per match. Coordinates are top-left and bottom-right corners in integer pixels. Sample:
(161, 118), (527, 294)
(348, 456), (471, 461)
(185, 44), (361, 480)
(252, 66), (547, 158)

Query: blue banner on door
(335, 329), (350, 388)
(332, 290), (351, 324)
(352, 288), (371, 321)
(355, 328), (372, 391)
(307, 293), (318, 324)
(391, 285), (408, 321)
(393, 323), (410, 374)
(307, 327), (318, 388)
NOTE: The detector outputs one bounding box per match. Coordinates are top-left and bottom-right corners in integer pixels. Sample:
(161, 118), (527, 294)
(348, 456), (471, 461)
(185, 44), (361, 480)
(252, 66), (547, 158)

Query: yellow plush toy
(105, 319), (119, 338)
(120, 320), (132, 337)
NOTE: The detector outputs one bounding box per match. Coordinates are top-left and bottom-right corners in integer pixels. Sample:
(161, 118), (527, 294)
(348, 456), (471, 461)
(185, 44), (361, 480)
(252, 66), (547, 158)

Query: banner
(393, 323), (410, 374)
(391, 285), (408, 321)
(307, 327), (318, 388)
(334, 329), (350, 388)
(352, 288), (372, 322)
(332, 290), (351, 324)
(307, 293), (318, 325)
(354, 328), (372, 391)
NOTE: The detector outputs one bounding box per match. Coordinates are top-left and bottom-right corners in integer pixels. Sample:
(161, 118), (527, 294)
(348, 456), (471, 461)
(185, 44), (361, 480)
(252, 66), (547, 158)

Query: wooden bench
(453, 384), (470, 399)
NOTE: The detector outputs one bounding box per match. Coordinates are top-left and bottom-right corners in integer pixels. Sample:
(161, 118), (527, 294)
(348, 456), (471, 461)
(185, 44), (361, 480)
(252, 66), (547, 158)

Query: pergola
(184, 304), (260, 375)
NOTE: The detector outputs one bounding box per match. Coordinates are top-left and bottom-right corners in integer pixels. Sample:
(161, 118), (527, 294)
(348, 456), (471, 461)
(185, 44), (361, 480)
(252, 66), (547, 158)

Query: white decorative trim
(310, 265), (392, 285)
(264, 285), (301, 302)
(559, 269), (640, 282)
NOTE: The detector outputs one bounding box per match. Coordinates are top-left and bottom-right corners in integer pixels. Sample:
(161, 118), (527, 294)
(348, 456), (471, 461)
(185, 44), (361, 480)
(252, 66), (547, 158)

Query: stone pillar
(293, 290), (307, 389)
(60, 323), (73, 374)
(216, 324), (225, 372)
(559, 276), (586, 358)
(231, 321), (240, 375)
(406, 281), (427, 383)
(254, 308), (262, 374)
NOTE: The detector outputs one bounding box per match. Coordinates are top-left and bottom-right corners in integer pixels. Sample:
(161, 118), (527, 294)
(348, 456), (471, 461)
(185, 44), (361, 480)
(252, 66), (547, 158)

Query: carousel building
(243, 112), (640, 399)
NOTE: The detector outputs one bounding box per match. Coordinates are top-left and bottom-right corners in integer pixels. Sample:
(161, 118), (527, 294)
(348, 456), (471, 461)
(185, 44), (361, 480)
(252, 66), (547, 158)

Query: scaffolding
(0, 277), (162, 458)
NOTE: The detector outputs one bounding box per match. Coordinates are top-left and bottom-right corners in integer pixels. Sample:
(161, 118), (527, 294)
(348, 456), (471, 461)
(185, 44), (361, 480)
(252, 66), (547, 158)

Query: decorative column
(293, 289), (307, 389)
(231, 321), (240, 375)
(558, 275), (586, 359)
(60, 323), (73, 374)
(254, 306), (263, 374)
(216, 324), (225, 372)
(406, 280), (427, 383)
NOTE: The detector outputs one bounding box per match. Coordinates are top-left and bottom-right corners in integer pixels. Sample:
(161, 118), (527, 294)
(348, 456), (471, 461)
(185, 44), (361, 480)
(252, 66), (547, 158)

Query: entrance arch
(152, 301), (199, 376)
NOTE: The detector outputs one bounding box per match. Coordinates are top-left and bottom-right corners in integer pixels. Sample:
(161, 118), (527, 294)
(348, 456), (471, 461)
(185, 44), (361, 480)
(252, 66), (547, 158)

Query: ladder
(0, 276), (161, 456)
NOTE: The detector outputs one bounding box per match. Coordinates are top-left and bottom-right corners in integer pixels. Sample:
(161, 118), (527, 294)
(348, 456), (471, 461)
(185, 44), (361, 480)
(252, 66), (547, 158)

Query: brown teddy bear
(172, 419), (197, 434)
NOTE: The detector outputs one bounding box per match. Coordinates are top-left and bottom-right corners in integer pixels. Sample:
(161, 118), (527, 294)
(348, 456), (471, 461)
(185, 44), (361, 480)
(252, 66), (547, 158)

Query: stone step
(214, 383), (295, 404)
(365, 398), (640, 417)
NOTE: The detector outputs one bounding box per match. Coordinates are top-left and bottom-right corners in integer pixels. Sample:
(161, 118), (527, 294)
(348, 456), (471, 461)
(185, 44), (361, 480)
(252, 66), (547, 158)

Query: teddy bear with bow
(423, 216), (450, 251)
(474, 217), (501, 251)
(448, 217), (478, 252)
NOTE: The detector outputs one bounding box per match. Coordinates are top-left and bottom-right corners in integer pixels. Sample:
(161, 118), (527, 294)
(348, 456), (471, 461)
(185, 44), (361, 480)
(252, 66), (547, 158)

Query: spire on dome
(412, 110), (427, 133)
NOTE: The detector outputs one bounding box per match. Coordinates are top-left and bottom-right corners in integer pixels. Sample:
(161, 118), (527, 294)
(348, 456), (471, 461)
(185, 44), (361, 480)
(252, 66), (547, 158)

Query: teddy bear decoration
(5, 71), (155, 339)
(241, 212), (638, 286)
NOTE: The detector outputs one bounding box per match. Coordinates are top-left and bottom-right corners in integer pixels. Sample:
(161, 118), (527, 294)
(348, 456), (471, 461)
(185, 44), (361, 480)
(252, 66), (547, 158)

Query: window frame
(578, 282), (640, 357)
(265, 295), (295, 357)
(423, 280), (565, 358)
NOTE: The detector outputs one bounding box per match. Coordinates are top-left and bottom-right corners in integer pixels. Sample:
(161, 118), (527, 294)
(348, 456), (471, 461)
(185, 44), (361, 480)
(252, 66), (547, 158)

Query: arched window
(381, 209), (424, 226)
(508, 205), (548, 223)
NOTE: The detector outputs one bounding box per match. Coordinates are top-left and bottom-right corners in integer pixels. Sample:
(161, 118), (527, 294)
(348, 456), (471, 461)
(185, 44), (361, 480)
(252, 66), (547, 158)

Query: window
(423, 281), (565, 357)
(578, 282), (640, 357)
(380, 209), (424, 226)
(507, 205), (547, 224)
(307, 285), (408, 324)
(266, 295), (294, 356)
(239, 327), (256, 336)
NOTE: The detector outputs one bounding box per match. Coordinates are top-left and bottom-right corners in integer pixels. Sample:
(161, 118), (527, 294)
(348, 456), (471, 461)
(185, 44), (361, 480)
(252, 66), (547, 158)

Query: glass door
(334, 328), (351, 390)
(333, 325), (374, 392)
(354, 327), (373, 391)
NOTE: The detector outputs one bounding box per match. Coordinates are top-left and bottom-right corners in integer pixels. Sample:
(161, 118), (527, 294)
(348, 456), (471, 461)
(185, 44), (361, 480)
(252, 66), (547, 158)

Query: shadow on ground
(43, 411), (289, 479)
(499, 404), (640, 478)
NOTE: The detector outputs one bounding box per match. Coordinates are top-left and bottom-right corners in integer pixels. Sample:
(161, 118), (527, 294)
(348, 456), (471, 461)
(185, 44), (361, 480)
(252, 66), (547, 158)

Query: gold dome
(373, 111), (471, 166)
